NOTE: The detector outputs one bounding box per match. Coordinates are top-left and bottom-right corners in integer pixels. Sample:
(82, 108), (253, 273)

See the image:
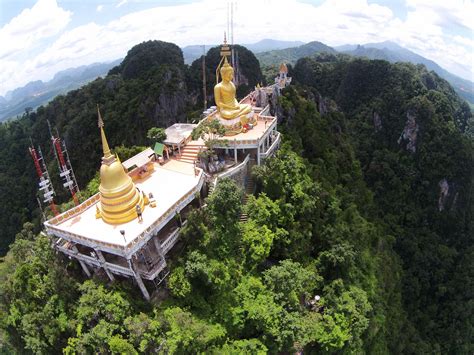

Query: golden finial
(97, 105), (112, 159)
(223, 56), (231, 68)
(97, 104), (104, 128)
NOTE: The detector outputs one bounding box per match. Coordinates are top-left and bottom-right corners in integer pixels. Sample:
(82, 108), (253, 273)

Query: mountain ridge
(335, 41), (474, 105)
(181, 38), (305, 64)
(0, 59), (122, 122)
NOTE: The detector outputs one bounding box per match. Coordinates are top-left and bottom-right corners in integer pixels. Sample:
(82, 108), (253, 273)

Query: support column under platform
(72, 245), (91, 277)
(128, 259), (150, 301)
(95, 249), (115, 282)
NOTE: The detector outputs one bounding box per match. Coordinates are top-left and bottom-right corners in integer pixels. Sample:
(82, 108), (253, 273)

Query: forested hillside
(289, 55), (473, 352)
(0, 41), (472, 353)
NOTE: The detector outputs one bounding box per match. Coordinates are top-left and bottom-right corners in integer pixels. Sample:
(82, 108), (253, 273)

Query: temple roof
(279, 62), (288, 73)
(122, 147), (155, 170)
(164, 123), (196, 146)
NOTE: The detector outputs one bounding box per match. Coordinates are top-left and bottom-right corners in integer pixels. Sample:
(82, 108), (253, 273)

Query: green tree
(0, 229), (77, 353)
(263, 260), (319, 311)
(163, 307), (226, 353)
(146, 127), (166, 143)
(191, 118), (226, 156)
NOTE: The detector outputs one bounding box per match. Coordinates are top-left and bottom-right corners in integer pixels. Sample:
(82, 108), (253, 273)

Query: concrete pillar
(153, 236), (164, 258)
(257, 139), (261, 166)
(72, 245), (91, 277)
(129, 258), (150, 301)
(95, 249), (115, 282)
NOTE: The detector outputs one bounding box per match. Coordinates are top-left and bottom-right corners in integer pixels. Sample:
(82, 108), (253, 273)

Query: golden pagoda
(96, 106), (145, 224)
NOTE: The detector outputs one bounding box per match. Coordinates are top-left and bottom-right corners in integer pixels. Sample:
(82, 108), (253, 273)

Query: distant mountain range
(256, 40), (474, 106)
(181, 39), (305, 64)
(0, 59), (121, 122)
(0, 40), (305, 122)
(2, 39), (472, 123)
(336, 41), (474, 105)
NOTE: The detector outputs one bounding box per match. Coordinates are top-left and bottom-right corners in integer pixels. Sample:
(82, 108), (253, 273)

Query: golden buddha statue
(96, 107), (145, 224)
(214, 57), (252, 123)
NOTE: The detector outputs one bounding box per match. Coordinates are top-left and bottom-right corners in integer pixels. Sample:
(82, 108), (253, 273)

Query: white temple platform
(45, 161), (204, 250)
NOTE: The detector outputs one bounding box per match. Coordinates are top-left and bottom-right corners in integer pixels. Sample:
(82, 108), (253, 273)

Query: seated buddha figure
(214, 57), (252, 123)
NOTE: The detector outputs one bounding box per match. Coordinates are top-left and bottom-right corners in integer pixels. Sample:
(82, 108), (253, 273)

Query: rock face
(437, 179), (459, 211)
(438, 178), (449, 211)
(153, 92), (188, 127)
(398, 111), (419, 152)
(373, 111), (382, 131)
(319, 94), (329, 115)
(254, 87), (268, 108)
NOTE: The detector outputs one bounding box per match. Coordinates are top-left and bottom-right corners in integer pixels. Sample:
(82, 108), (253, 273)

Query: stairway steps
(180, 153), (198, 158)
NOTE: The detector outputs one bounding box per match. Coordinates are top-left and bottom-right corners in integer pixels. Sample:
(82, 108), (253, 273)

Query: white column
(95, 249), (115, 282)
(72, 245), (91, 277)
(128, 258), (150, 301)
(257, 138), (261, 166)
(234, 139), (237, 164)
(153, 236), (164, 258)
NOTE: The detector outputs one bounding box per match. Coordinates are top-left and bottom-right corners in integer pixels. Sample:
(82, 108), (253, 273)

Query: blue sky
(0, 0), (472, 96)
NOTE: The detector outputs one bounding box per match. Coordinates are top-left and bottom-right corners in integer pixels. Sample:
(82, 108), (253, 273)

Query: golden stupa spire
(97, 105), (112, 160)
(96, 105), (145, 225)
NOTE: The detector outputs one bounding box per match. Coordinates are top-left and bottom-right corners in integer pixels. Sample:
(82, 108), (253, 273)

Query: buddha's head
(220, 58), (234, 82)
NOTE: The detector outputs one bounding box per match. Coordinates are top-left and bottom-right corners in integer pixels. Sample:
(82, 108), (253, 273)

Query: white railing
(213, 154), (250, 191)
(260, 132), (281, 159)
(141, 259), (167, 280)
(106, 262), (134, 276)
(216, 154), (250, 180)
(161, 226), (181, 254)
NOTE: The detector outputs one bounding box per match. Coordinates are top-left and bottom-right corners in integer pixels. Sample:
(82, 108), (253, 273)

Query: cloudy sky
(0, 0), (473, 96)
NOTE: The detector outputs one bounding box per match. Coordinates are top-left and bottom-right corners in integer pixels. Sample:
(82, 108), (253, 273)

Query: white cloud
(405, 0), (474, 31)
(0, 0), (472, 96)
(0, 0), (71, 60)
(97, 5), (104, 12)
(116, 0), (128, 8)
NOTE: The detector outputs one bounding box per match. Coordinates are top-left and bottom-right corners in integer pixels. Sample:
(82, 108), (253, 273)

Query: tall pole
(202, 45), (207, 112)
(231, 1), (234, 68)
(227, 1), (230, 43)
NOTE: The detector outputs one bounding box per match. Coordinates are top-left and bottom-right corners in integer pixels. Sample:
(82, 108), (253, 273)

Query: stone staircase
(239, 174), (255, 223)
(176, 142), (204, 164)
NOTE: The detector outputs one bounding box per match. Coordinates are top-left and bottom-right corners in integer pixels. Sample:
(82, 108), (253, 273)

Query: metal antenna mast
(29, 144), (59, 216)
(47, 120), (80, 205)
(202, 45), (207, 112)
(231, 1), (234, 68)
(227, 1), (230, 43)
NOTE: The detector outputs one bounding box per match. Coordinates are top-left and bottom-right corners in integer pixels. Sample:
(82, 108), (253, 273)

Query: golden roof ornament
(96, 107), (145, 224)
(97, 105), (112, 162)
(217, 32), (232, 84)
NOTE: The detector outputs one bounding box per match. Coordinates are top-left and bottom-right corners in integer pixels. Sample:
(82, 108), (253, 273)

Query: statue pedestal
(216, 111), (256, 136)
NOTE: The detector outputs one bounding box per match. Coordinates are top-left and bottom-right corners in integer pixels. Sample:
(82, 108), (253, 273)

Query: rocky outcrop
(373, 111), (382, 132)
(437, 178), (459, 211)
(153, 92), (188, 127)
(438, 179), (449, 211)
(398, 111), (419, 153)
